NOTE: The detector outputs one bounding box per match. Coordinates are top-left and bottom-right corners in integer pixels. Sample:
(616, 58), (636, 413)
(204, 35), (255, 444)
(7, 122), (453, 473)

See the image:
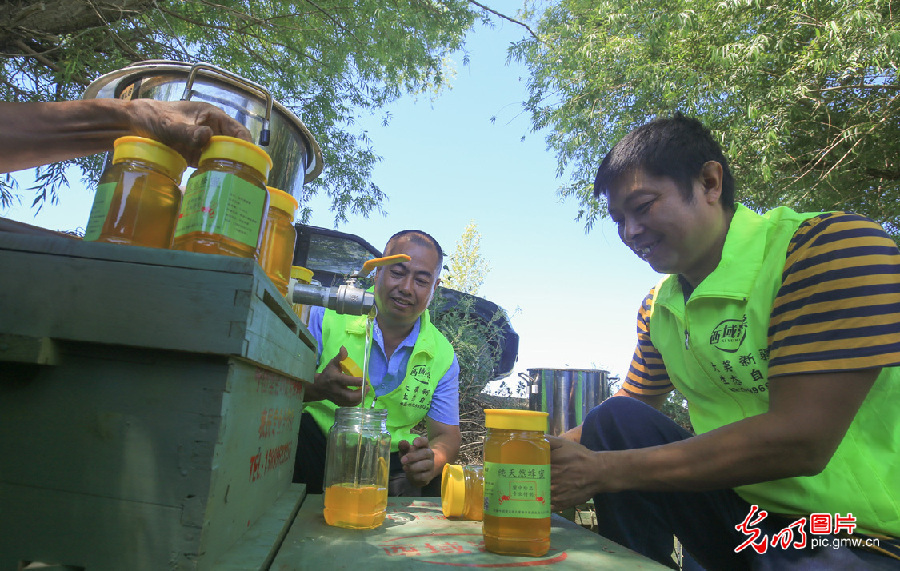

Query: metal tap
(286, 254), (410, 316)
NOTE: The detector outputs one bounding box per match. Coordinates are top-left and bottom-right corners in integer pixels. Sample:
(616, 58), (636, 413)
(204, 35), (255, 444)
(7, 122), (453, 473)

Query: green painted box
(0, 229), (316, 570)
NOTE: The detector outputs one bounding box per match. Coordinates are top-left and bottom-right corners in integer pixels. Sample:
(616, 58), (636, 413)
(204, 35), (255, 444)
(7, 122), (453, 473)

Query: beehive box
(0, 229), (316, 570)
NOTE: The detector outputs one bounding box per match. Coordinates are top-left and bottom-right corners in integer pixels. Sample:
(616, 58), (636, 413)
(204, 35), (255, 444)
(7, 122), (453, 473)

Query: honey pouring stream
(352, 307), (377, 486)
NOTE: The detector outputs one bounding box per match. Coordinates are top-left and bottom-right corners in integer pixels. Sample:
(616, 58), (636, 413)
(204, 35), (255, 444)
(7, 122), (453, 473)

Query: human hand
(548, 435), (604, 511)
(125, 99), (252, 166)
(559, 424), (582, 443)
(304, 346), (366, 406)
(398, 436), (435, 488)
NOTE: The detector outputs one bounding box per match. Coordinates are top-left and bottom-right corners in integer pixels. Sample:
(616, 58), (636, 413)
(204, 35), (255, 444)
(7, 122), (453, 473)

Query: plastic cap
(200, 135), (273, 178)
(339, 356), (363, 377)
(484, 409), (548, 432)
(441, 464), (466, 518)
(267, 186), (298, 215)
(112, 136), (187, 181)
(291, 266), (314, 283)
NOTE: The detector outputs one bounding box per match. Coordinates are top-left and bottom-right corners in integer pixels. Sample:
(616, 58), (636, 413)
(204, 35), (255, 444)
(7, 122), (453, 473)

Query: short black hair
(593, 113), (735, 210)
(385, 230), (444, 276)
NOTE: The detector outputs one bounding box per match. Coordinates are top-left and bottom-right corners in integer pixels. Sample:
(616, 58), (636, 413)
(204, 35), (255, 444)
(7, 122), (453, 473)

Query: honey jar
(172, 136), (272, 258)
(441, 463), (484, 521)
(482, 409), (550, 556)
(257, 186), (298, 295)
(83, 136), (186, 248)
(288, 266), (314, 323)
(322, 407), (391, 530)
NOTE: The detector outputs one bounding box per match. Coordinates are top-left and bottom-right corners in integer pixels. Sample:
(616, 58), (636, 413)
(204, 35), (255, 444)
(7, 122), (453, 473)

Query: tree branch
(13, 39), (89, 86)
(809, 84), (900, 94)
(466, 0), (542, 44)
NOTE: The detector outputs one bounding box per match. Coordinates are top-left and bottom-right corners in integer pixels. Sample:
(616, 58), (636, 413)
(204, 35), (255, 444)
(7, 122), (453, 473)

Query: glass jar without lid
(482, 409), (550, 557)
(323, 407), (391, 530)
(173, 136), (272, 259)
(257, 186), (298, 296)
(442, 463), (484, 521)
(84, 136), (187, 249)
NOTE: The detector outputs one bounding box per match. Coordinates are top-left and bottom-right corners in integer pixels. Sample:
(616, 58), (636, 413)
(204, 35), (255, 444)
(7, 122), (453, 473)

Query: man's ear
(427, 277), (441, 306)
(700, 161), (724, 205)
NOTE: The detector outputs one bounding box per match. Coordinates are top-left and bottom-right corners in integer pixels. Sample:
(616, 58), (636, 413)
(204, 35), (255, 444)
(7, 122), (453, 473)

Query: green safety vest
(648, 204), (900, 536)
(304, 308), (455, 453)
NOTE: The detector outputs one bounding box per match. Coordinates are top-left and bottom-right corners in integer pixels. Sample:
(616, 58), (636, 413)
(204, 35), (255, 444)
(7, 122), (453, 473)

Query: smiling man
(293, 230), (461, 497)
(550, 114), (900, 569)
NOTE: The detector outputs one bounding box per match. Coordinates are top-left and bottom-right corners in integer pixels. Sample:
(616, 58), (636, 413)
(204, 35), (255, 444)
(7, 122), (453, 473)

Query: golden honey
(482, 409), (550, 557)
(173, 136), (272, 259)
(441, 464), (484, 521)
(84, 136), (186, 249)
(257, 186), (298, 295)
(323, 484), (388, 529)
(289, 266), (314, 322)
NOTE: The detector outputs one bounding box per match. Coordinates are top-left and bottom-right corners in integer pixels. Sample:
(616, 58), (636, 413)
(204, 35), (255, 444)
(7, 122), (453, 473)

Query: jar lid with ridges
(484, 409), (548, 432)
(291, 266), (314, 282)
(441, 464), (466, 518)
(267, 186), (299, 215)
(112, 136), (187, 181)
(201, 135), (273, 179)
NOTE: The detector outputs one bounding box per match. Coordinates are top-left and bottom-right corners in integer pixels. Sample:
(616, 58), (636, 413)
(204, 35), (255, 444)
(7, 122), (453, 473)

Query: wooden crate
(0, 230), (317, 570)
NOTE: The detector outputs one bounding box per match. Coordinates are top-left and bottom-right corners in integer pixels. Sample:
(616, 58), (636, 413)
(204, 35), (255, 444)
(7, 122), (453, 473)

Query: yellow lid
(441, 464), (466, 518)
(339, 356), (363, 378)
(267, 186), (298, 215)
(291, 266), (314, 283)
(200, 135), (273, 179)
(484, 409), (548, 432)
(112, 136), (187, 181)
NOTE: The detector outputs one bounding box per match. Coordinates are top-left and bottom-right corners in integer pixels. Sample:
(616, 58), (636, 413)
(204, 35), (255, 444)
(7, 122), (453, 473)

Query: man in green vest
(550, 114), (900, 569)
(293, 229), (461, 496)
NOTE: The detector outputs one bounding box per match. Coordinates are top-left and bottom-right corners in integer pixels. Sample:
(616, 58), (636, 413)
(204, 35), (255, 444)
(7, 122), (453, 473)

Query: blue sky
(1, 2), (662, 391)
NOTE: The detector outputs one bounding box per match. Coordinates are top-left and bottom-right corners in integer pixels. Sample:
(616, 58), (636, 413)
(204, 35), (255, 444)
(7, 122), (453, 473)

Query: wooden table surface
(271, 495), (669, 569)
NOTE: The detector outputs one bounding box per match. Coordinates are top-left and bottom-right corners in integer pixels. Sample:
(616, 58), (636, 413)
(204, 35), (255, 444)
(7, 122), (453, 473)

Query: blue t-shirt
(307, 305), (460, 425)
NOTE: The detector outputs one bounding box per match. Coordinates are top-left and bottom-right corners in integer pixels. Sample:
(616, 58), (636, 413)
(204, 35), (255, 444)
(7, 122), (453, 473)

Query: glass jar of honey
(257, 186), (298, 296)
(172, 136), (272, 259)
(288, 266), (314, 323)
(83, 136), (187, 248)
(441, 463), (484, 521)
(322, 407), (391, 530)
(482, 409), (550, 557)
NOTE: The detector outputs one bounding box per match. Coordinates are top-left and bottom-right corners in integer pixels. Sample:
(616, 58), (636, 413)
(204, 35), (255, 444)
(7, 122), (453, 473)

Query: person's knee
(581, 396), (668, 451)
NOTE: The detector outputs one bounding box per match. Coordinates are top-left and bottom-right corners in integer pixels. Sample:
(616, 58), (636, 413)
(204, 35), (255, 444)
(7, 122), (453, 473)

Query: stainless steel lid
(83, 60), (323, 198)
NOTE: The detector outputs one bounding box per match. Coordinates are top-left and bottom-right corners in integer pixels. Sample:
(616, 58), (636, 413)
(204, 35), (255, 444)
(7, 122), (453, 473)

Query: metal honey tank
(83, 60), (323, 202)
(526, 368), (612, 436)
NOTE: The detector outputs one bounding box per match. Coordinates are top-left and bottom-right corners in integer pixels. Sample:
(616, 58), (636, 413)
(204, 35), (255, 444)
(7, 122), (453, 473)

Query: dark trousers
(583, 397), (897, 571)
(293, 412), (441, 497)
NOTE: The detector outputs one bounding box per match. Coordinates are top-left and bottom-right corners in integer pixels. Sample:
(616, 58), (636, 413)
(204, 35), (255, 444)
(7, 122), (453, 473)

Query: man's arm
(0, 99), (251, 174)
(398, 419), (461, 488)
(549, 368), (879, 510)
(398, 353), (460, 487)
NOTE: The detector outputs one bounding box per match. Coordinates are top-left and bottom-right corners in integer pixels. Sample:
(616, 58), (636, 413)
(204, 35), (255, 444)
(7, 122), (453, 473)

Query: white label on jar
(175, 171), (265, 248)
(83, 181), (117, 241)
